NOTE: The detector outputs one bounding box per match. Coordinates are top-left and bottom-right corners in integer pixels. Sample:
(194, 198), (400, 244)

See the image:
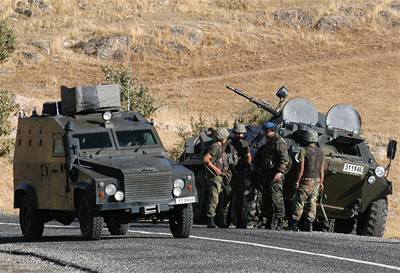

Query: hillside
(0, 0), (399, 236)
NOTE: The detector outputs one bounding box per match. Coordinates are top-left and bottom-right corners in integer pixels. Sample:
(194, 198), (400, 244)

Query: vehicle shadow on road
(0, 234), (172, 244)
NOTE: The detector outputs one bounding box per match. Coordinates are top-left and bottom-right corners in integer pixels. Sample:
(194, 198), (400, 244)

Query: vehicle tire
(19, 195), (44, 240)
(78, 195), (103, 240)
(107, 221), (129, 236)
(334, 218), (356, 234)
(358, 197), (388, 237)
(169, 204), (193, 238)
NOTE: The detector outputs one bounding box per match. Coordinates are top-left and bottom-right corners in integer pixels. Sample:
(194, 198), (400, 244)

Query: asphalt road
(0, 214), (400, 273)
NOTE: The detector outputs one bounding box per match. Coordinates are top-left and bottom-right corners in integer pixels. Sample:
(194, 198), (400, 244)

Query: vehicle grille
(124, 171), (172, 202)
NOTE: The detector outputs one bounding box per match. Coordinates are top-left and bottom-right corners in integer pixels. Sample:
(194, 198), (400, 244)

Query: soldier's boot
(220, 214), (229, 228)
(304, 220), (313, 232)
(287, 219), (298, 231)
(276, 218), (284, 231)
(270, 217), (278, 230)
(270, 217), (284, 231)
(207, 217), (216, 228)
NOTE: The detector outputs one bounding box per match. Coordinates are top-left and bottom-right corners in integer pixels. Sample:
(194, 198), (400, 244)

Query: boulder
(391, 1), (400, 12)
(15, 7), (33, 17)
(28, 0), (50, 10)
(21, 51), (42, 62)
(79, 35), (131, 60)
(62, 39), (80, 49)
(316, 15), (351, 31)
(29, 40), (51, 54)
(272, 9), (314, 28)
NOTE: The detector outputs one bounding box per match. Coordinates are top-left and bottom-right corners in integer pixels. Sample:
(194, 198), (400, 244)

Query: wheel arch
(14, 182), (37, 209)
(73, 182), (95, 210)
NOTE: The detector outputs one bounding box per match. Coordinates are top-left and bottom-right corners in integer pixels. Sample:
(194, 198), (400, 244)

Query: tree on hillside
(0, 90), (17, 157)
(102, 65), (157, 118)
(0, 20), (16, 64)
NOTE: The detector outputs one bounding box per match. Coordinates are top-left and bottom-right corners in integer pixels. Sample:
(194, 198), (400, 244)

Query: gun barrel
(225, 85), (279, 116)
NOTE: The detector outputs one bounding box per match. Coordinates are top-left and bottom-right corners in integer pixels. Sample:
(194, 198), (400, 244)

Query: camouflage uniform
(255, 134), (290, 228)
(230, 138), (251, 228)
(206, 142), (231, 219)
(293, 146), (324, 223)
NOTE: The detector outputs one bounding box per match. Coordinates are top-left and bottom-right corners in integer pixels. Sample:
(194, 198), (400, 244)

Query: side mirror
(276, 86), (288, 99)
(387, 139), (397, 160)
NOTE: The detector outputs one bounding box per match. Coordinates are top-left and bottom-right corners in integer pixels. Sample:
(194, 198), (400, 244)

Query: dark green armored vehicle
(13, 84), (196, 240)
(181, 85), (396, 237)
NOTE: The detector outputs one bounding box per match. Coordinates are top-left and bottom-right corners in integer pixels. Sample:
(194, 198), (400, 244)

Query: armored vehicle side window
(73, 132), (112, 149)
(116, 130), (157, 147)
(336, 143), (360, 156)
(53, 138), (65, 155)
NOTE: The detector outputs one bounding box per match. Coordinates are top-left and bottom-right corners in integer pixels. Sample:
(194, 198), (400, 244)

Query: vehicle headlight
(174, 179), (185, 189)
(368, 176), (376, 184)
(114, 191), (124, 201)
(105, 184), (117, 196)
(102, 111), (112, 121)
(374, 166), (385, 178)
(173, 187), (182, 197)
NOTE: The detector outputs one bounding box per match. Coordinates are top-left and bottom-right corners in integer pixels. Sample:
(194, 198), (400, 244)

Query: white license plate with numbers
(343, 163), (364, 175)
(176, 196), (196, 204)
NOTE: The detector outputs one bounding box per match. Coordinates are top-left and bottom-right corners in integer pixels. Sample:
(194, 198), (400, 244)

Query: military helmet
(233, 123), (247, 134)
(304, 129), (319, 143)
(214, 127), (230, 140)
(262, 121), (277, 131)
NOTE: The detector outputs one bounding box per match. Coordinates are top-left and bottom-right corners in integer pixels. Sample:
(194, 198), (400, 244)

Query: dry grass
(0, 0), (399, 237)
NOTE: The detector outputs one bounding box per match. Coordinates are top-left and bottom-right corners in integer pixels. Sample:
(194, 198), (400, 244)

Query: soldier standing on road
(288, 129), (325, 232)
(203, 127), (231, 228)
(255, 122), (290, 230)
(230, 121), (252, 228)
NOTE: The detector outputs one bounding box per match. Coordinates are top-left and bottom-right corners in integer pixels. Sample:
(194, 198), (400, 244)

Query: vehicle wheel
(358, 198), (388, 237)
(169, 204), (193, 238)
(19, 195), (44, 240)
(334, 218), (356, 234)
(78, 195), (103, 240)
(107, 221), (129, 235)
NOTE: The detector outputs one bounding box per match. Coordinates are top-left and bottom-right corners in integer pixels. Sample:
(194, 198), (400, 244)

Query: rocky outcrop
(72, 35), (131, 60)
(272, 9), (314, 28)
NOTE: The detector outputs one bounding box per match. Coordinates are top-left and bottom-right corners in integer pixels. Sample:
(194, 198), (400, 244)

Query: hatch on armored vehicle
(13, 84), (197, 240)
(326, 103), (362, 133)
(282, 97), (319, 126)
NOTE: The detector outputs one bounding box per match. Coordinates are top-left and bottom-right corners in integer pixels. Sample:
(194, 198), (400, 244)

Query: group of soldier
(202, 121), (325, 231)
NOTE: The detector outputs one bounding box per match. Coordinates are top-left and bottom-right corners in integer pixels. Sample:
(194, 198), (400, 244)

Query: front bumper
(96, 195), (197, 215)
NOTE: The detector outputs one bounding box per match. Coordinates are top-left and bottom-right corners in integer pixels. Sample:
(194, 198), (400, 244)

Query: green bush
(168, 116), (231, 161)
(237, 106), (273, 125)
(0, 20), (16, 64)
(0, 90), (17, 157)
(102, 65), (157, 118)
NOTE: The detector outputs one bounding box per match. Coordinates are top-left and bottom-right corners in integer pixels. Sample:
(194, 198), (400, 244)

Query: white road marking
(128, 230), (400, 272)
(1, 222), (400, 271)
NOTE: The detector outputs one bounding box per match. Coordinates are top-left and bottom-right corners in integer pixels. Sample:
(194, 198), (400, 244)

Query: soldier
(203, 127), (231, 228)
(255, 121), (290, 230)
(289, 129), (325, 232)
(230, 121), (252, 228)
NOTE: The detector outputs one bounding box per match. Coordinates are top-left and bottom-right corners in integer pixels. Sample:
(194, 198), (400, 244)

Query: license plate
(176, 196), (196, 204)
(343, 163), (364, 175)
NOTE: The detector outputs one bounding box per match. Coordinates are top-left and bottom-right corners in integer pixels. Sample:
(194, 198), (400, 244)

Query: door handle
(41, 165), (48, 176)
